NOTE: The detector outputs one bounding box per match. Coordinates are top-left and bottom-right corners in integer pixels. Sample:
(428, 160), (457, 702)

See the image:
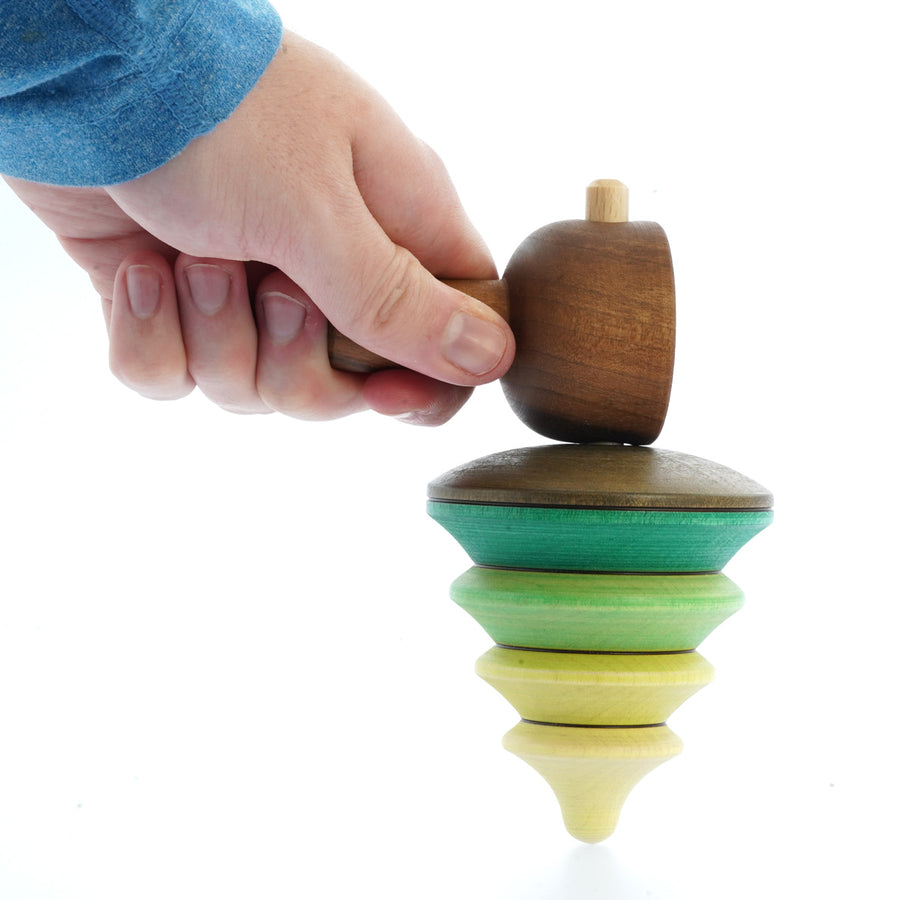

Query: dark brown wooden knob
(327, 181), (675, 445)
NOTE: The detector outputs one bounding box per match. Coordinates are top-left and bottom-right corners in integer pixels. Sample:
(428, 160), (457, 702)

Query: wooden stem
(327, 279), (509, 373)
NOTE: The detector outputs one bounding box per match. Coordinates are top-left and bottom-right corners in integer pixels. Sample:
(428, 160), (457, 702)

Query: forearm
(0, 0), (282, 186)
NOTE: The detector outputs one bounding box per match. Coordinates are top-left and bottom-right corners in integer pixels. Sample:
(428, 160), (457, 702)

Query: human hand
(4, 32), (514, 424)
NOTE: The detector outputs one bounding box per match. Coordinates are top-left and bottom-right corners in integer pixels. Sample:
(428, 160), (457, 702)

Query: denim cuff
(0, 0), (283, 186)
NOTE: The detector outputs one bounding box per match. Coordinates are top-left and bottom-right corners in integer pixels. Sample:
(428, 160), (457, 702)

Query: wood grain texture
(449, 569), (744, 651)
(501, 221), (674, 443)
(475, 647), (714, 726)
(502, 722), (683, 843)
(428, 445), (773, 571)
(427, 444), (774, 510)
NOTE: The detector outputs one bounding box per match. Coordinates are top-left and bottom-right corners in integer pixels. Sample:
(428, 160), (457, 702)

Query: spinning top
(428, 444), (772, 842)
(329, 181), (676, 444)
(416, 184), (772, 841)
(331, 176), (771, 841)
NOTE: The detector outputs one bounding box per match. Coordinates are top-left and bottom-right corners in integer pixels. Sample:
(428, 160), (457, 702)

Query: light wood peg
(586, 179), (629, 223)
(328, 180), (675, 444)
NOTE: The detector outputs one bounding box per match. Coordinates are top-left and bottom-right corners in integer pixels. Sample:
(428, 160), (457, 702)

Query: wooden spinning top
(330, 181), (676, 444)
(428, 444), (772, 841)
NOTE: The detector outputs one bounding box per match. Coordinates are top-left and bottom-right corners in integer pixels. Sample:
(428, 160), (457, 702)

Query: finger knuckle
(257, 372), (325, 419)
(351, 247), (422, 340)
(109, 349), (189, 400)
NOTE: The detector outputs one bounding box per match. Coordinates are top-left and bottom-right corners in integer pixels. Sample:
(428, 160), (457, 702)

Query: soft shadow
(520, 844), (657, 900)
(565, 845), (650, 898)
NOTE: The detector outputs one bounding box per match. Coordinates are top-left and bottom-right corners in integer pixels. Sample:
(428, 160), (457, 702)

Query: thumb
(279, 198), (515, 387)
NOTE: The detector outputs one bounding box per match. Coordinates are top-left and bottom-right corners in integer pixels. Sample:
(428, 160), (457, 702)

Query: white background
(1, 1), (897, 897)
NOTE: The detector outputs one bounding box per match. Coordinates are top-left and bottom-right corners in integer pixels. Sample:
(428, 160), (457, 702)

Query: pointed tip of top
(503, 721), (683, 843)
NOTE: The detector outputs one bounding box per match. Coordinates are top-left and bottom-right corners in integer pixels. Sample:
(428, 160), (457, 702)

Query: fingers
(251, 273), (471, 425)
(109, 252), (194, 401)
(113, 253), (369, 419)
(214, 264), (478, 424)
(282, 204), (515, 388)
(252, 270), (370, 420)
(172, 257), (269, 414)
(110, 252), (471, 424)
(362, 370), (473, 427)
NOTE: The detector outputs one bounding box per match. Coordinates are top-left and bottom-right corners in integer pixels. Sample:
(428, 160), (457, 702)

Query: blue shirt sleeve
(0, 0), (283, 186)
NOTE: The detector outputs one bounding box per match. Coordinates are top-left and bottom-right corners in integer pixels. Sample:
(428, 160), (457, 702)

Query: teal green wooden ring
(427, 501), (772, 574)
(450, 569), (744, 651)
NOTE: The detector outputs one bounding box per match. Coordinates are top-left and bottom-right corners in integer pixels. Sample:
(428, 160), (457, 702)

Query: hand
(3, 32), (514, 424)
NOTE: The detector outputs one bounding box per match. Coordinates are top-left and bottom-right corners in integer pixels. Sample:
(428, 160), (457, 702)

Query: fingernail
(441, 310), (508, 376)
(261, 291), (308, 344)
(125, 265), (161, 319)
(185, 264), (232, 316)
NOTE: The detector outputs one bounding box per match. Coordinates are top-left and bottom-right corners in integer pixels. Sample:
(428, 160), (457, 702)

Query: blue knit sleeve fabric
(0, 0), (283, 186)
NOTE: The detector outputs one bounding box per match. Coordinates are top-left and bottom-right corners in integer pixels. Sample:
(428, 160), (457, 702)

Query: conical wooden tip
(503, 722), (683, 843)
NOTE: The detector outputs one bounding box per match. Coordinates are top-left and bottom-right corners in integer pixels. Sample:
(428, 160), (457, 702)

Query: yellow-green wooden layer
(450, 569), (743, 651)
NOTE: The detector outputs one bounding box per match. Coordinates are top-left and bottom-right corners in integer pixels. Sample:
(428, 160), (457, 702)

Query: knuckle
(351, 247), (422, 340)
(257, 371), (325, 419)
(186, 344), (257, 387)
(257, 366), (363, 421)
(109, 349), (190, 401)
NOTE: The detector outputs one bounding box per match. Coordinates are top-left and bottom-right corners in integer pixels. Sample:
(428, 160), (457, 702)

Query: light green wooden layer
(450, 569), (743, 651)
(428, 501), (772, 573)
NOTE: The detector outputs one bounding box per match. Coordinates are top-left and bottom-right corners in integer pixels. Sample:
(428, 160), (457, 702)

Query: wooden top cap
(427, 444), (773, 510)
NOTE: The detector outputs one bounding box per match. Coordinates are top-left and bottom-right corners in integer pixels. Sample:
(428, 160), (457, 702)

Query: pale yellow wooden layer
(503, 722), (683, 842)
(476, 647), (714, 726)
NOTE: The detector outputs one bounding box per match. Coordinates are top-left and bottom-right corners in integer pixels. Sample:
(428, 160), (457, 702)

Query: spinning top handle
(329, 181), (674, 445)
(327, 280), (509, 373)
(327, 181), (629, 374)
